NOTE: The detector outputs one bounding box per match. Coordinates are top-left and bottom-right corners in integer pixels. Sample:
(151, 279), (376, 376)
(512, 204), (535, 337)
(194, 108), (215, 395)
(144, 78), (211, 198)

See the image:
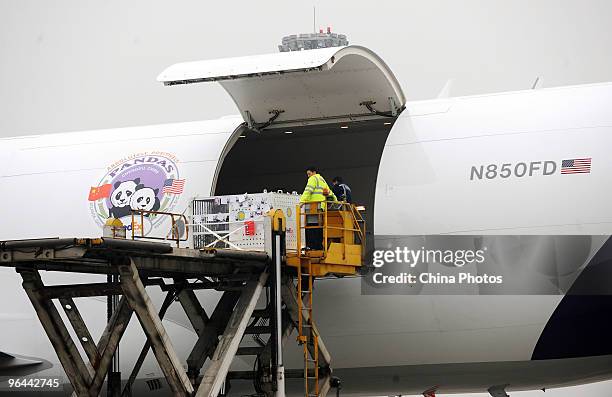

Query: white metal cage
(190, 191), (303, 251)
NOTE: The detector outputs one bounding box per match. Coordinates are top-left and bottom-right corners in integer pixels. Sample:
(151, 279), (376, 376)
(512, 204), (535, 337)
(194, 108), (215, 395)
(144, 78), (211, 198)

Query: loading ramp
(0, 203), (364, 397)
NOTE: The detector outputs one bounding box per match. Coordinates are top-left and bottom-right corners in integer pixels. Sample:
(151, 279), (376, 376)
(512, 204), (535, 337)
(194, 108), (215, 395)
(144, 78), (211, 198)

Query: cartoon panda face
(130, 187), (159, 211)
(110, 178), (140, 208)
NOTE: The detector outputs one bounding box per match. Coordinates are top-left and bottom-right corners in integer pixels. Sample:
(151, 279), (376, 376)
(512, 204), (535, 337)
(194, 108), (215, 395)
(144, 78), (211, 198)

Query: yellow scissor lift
(286, 202), (366, 397)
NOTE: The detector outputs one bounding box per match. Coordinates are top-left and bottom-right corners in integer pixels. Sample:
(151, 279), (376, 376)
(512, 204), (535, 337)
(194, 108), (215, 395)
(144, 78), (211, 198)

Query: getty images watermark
(371, 246), (502, 285)
(361, 235), (610, 295)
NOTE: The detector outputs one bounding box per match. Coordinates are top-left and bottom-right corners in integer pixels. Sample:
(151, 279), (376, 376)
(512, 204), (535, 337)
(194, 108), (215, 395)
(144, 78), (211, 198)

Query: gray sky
(2, 0), (612, 395)
(2, 0), (612, 137)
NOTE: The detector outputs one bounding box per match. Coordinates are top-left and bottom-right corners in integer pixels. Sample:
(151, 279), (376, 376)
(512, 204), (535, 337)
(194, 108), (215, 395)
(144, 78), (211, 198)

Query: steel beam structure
(4, 237), (337, 397)
(196, 271), (269, 397)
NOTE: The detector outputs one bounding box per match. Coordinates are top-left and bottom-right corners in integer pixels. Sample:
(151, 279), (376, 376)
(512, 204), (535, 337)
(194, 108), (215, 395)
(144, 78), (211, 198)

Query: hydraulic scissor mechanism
(0, 202), (365, 397)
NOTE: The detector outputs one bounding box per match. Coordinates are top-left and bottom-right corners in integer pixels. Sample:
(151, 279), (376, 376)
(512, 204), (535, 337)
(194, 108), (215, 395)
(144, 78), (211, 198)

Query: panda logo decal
(88, 152), (185, 235)
(109, 178), (140, 219)
(130, 187), (161, 213)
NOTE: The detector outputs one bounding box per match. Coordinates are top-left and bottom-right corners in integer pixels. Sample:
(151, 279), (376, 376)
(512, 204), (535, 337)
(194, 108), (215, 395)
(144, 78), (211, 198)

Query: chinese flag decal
(88, 184), (112, 201)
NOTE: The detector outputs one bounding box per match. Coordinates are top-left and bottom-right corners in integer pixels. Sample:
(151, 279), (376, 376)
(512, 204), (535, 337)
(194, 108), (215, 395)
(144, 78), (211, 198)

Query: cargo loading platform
(0, 201), (365, 397)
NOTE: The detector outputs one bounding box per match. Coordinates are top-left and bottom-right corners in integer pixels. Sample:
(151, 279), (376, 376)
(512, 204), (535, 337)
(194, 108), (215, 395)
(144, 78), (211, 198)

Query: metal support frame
(106, 272), (121, 397)
(88, 296), (133, 395)
(15, 258), (270, 397)
(196, 270), (269, 397)
(271, 229), (286, 397)
(120, 271), (265, 396)
(5, 232), (338, 397)
(19, 269), (134, 397)
(121, 290), (176, 397)
(185, 290), (240, 385)
(20, 270), (93, 396)
(177, 283), (209, 334)
(59, 297), (99, 364)
(118, 259), (195, 396)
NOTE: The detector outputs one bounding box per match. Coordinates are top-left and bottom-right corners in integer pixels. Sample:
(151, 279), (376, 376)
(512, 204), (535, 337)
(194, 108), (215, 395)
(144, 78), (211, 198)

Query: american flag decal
(561, 158), (592, 174)
(162, 178), (185, 194)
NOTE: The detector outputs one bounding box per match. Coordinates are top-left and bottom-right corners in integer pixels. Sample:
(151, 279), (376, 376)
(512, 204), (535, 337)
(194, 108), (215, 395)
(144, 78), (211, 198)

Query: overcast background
(2, 0), (612, 138)
(2, 0), (612, 395)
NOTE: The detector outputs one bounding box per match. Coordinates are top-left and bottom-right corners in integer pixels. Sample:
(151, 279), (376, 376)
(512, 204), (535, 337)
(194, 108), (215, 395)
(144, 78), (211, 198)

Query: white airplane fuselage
(1, 66), (612, 395)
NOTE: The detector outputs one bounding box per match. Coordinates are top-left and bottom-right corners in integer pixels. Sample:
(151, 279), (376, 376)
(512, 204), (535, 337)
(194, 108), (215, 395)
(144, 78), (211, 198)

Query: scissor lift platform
(0, 231), (338, 397)
(0, 237), (269, 277)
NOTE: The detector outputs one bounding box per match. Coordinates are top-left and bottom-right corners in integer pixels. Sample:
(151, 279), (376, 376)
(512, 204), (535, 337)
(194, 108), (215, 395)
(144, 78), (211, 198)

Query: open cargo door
(158, 46), (406, 128)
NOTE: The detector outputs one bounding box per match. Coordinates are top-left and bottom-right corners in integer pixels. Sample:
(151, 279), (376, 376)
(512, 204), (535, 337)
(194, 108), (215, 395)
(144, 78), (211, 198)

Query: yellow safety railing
(130, 210), (189, 248)
(295, 201), (366, 262)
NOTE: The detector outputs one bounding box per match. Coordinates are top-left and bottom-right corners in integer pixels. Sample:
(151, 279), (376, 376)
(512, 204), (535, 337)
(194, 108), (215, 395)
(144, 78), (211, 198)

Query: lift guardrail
(130, 209), (189, 248)
(294, 201), (365, 267)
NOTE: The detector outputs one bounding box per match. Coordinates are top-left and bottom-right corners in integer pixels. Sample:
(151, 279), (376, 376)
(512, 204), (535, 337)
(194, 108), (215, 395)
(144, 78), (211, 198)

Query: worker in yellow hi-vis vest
(300, 166), (336, 250)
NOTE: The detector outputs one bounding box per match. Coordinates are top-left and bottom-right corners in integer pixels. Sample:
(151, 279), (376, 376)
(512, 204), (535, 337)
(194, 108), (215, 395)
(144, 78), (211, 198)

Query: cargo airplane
(1, 45), (611, 396)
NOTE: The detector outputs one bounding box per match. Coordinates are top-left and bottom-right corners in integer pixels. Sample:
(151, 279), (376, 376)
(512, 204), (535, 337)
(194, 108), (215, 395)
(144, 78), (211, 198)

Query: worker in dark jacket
(331, 176), (352, 203)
